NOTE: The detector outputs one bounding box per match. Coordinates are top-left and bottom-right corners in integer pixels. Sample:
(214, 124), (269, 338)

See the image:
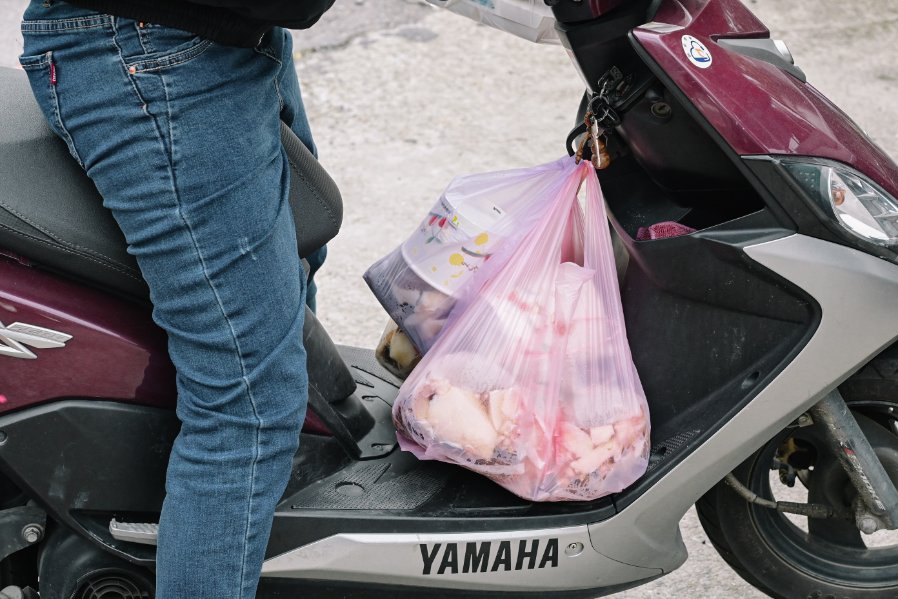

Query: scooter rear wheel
(697, 358), (898, 599)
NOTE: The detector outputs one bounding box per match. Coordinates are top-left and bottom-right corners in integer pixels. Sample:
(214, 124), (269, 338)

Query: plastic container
(364, 157), (573, 352)
(426, 0), (560, 44)
(401, 193), (508, 295)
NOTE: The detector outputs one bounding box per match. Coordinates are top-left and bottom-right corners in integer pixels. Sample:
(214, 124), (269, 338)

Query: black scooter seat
(0, 67), (342, 300)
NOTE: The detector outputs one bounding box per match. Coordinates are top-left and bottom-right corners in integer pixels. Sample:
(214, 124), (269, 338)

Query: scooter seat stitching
(0, 221), (144, 282)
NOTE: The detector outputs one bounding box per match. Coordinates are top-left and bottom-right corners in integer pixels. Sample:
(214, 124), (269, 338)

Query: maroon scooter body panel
(633, 0), (898, 197)
(0, 256), (175, 413)
(589, 0), (630, 17)
(0, 255), (333, 434)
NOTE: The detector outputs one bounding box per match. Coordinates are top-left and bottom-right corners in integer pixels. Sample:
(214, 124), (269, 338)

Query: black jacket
(63, 0), (335, 47)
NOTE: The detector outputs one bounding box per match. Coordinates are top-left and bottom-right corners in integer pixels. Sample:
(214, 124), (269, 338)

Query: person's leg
(20, 4), (307, 597)
(269, 28), (327, 312)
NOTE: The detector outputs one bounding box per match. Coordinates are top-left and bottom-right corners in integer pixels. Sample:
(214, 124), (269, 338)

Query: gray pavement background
(2, 1), (897, 597)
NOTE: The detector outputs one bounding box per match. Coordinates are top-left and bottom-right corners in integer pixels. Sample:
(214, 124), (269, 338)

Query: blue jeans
(20, 2), (311, 597)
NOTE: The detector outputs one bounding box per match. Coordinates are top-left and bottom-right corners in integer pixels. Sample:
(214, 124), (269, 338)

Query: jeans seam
(275, 76), (284, 113)
(21, 22), (106, 32)
(19, 53), (50, 70)
(255, 43), (284, 110)
(21, 15), (112, 32)
(126, 39), (213, 73)
(253, 44), (282, 66)
(43, 52), (85, 168)
(254, 43), (284, 121)
(154, 68), (264, 597)
(111, 19), (152, 112)
(159, 71), (175, 167)
(170, 171), (263, 599)
(136, 21), (152, 54)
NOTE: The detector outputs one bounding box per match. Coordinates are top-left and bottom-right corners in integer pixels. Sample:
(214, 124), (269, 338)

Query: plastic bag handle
(461, 159), (590, 288)
(443, 158), (595, 327)
(580, 165), (612, 271)
(579, 160), (630, 333)
(516, 159), (595, 272)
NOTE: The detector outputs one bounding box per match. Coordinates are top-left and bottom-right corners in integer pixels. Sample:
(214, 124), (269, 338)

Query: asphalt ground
(2, 1), (898, 597)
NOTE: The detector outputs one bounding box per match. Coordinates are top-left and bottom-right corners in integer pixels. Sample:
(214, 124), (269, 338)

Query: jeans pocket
(18, 50), (84, 168)
(124, 23), (213, 73)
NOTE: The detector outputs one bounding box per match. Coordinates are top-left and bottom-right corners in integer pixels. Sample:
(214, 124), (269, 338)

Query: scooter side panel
(261, 527), (661, 594)
(588, 234), (898, 571)
(0, 257), (175, 412)
(0, 399), (177, 566)
(632, 0), (898, 198)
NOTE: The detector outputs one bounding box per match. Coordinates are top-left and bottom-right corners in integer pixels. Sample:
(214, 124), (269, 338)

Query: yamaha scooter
(3, 0), (898, 597)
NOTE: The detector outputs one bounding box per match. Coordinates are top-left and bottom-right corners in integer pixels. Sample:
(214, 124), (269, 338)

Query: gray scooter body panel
(585, 234), (898, 573)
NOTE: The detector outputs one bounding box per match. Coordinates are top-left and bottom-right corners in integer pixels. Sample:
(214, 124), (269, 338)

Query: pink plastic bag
(392, 158), (650, 502)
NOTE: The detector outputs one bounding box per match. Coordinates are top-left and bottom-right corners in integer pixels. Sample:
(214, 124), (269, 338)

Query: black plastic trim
(555, 4), (654, 93)
(0, 505), (45, 563)
(0, 400), (178, 566)
(582, 35), (824, 510)
(257, 574), (662, 599)
(744, 155), (898, 263)
(626, 32), (797, 231)
(611, 213), (821, 511)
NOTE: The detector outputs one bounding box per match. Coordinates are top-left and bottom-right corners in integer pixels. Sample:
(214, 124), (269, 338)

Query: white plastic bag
(364, 158), (572, 352)
(426, 0), (560, 44)
(392, 158), (650, 502)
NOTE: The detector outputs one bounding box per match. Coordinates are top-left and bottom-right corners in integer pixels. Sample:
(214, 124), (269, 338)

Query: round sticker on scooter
(682, 35), (713, 69)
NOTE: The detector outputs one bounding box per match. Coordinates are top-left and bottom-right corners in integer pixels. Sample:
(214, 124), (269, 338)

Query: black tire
(697, 344), (898, 599)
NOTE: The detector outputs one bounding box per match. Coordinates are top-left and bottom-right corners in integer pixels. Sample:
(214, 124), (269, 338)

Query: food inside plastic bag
(393, 158), (650, 502)
(365, 249), (453, 352)
(375, 319), (422, 379)
(364, 158), (573, 352)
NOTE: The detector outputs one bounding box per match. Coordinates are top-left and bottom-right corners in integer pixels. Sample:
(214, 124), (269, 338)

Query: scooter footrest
(109, 519), (159, 546)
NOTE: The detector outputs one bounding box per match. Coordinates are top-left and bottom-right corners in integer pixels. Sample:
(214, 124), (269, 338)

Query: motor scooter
(3, 0), (898, 597)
